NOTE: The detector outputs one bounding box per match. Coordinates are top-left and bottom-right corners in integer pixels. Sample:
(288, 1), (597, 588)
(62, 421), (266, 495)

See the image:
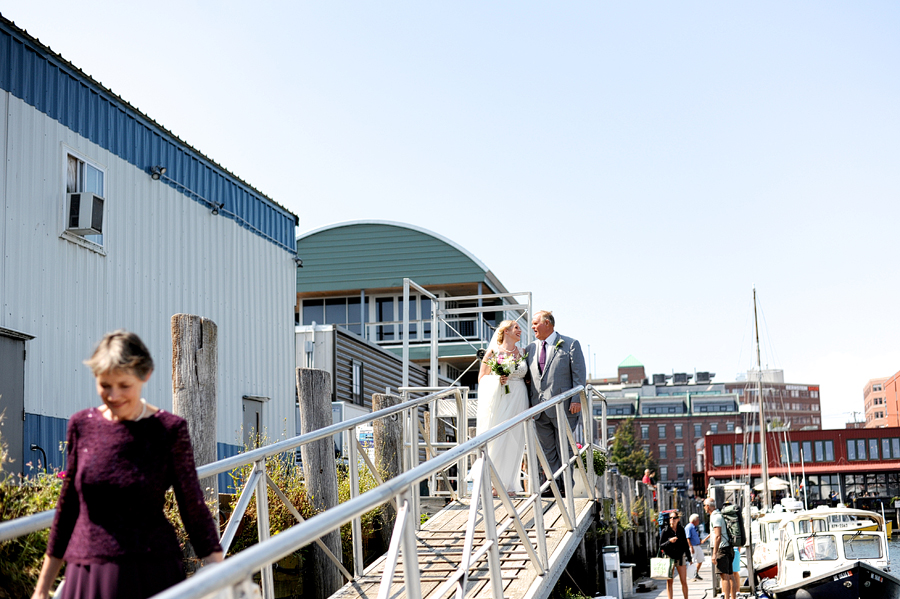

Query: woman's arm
(169, 419), (223, 559)
(477, 350), (494, 382)
(31, 556), (64, 599)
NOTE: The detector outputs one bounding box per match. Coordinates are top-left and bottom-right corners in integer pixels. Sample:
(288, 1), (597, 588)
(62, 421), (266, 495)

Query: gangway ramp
(333, 496), (596, 599)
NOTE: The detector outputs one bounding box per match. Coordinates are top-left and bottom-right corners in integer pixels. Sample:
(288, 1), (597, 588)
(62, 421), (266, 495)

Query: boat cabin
(775, 509), (889, 587)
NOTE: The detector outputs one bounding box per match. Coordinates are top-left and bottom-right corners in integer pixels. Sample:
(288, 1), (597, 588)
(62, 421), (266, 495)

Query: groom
(526, 310), (587, 487)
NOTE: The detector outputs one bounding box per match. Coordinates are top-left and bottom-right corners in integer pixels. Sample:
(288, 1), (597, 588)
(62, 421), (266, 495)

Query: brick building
(591, 359), (821, 491)
(864, 375), (899, 428)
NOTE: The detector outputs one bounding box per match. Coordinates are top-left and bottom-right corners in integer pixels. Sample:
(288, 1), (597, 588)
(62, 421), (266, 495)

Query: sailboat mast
(754, 286), (771, 510)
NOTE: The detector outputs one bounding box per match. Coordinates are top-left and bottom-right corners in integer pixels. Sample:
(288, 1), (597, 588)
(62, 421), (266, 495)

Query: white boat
(752, 499), (805, 583)
(761, 507), (898, 599)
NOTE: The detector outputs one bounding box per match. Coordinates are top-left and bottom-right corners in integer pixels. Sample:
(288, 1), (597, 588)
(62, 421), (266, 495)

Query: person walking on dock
(704, 497), (735, 599)
(684, 513), (708, 580)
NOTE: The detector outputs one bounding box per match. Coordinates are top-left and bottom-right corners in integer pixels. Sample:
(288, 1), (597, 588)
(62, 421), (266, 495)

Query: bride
(475, 319), (528, 494)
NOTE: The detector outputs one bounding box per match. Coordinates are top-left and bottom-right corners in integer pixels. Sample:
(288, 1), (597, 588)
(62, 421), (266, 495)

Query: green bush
(580, 447), (607, 477)
(0, 414), (65, 599)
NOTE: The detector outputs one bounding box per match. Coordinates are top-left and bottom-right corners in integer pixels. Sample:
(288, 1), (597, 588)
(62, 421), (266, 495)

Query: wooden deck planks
(330, 496), (594, 599)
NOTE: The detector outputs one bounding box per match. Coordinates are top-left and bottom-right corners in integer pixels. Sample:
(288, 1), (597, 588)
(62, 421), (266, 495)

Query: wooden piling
(373, 393), (402, 548)
(297, 368), (343, 599)
(171, 314), (218, 506)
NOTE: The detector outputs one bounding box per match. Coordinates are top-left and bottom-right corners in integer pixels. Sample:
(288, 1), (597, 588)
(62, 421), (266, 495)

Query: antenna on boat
(754, 285), (771, 511)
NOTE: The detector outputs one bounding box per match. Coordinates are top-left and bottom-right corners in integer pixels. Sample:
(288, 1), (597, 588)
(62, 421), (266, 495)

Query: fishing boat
(761, 507), (899, 599)
(752, 500), (804, 583)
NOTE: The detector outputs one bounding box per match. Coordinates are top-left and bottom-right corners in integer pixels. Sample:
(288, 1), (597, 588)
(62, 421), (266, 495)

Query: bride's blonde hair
(495, 320), (516, 344)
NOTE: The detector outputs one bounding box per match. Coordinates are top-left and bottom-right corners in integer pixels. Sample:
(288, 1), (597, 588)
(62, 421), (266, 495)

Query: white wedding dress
(474, 351), (528, 493)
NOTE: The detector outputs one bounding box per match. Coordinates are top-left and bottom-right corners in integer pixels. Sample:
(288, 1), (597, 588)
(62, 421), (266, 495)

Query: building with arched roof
(295, 221), (522, 397)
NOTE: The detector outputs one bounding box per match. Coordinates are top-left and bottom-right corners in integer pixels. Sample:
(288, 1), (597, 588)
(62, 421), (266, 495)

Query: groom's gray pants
(534, 410), (581, 479)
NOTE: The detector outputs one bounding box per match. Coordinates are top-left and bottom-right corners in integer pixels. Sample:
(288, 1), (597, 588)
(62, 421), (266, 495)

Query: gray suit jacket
(526, 333), (587, 421)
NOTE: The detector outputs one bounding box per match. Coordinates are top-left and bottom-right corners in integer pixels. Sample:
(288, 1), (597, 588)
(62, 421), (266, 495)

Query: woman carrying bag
(658, 511), (692, 599)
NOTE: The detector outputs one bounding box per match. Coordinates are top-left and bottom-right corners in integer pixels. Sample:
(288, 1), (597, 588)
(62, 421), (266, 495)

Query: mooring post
(373, 392), (402, 549)
(171, 314), (218, 507)
(297, 368), (343, 598)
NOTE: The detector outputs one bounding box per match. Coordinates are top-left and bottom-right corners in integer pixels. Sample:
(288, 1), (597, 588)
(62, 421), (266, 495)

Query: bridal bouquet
(486, 352), (527, 394)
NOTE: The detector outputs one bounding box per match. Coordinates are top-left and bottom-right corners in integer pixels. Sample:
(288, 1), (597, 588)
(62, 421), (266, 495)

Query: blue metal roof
(0, 16), (298, 253)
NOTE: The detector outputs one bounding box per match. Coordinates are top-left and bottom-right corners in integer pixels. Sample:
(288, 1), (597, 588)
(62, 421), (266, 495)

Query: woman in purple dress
(32, 331), (223, 599)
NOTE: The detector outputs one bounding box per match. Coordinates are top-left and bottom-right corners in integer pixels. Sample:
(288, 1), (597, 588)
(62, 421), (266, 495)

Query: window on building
(824, 441), (834, 462)
(65, 151), (105, 246)
(847, 439), (857, 461)
(869, 438), (879, 460)
(677, 465), (685, 478)
(714, 445), (722, 466)
(874, 384), (883, 392)
(735, 443), (744, 465)
(723, 444), (732, 465)
(791, 441), (799, 462)
(660, 466), (668, 481)
(658, 424), (666, 439)
(726, 421), (734, 432)
(676, 444), (684, 459)
(660, 445), (667, 459)
(641, 425), (649, 440)
(882, 438), (891, 460)
(351, 361), (364, 405)
(675, 424), (683, 439)
(607, 426), (615, 440)
(376, 297), (395, 341)
(710, 423), (718, 434)
(694, 423), (702, 438)
(893, 438), (900, 460)
(802, 441), (812, 461)
(814, 441), (825, 462)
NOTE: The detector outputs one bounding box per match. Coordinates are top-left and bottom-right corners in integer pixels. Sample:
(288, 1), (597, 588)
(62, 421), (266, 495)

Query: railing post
(480, 455), (505, 599)
(254, 459), (275, 599)
(399, 490), (423, 599)
(557, 402), (575, 517)
(526, 419), (549, 568)
(457, 389), (468, 500)
(346, 427), (364, 577)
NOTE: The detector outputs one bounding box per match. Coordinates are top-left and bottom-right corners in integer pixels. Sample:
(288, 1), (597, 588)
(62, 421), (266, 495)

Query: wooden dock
(634, 550), (722, 599)
(332, 496), (595, 599)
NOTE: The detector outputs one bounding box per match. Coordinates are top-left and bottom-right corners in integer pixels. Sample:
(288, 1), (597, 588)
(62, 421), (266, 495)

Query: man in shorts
(685, 513), (708, 580)
(704, 497), (735, 599)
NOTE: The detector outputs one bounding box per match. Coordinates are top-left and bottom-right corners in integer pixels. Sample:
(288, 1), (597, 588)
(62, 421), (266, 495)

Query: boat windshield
(843, 533), (882, 559)
(797, 534), (839, 561)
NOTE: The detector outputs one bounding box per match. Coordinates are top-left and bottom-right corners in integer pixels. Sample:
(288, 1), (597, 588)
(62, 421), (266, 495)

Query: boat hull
(770, 562), (900, 599)
(754, 558), (778, 582)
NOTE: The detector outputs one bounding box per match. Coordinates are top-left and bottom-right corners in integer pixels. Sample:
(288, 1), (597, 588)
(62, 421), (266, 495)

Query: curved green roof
(297, 221), (507, 293)
(619, 355), (643, 368)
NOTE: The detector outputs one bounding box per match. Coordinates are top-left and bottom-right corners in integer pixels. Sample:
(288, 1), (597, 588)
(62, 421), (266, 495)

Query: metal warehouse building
(0, 16), (299, 477)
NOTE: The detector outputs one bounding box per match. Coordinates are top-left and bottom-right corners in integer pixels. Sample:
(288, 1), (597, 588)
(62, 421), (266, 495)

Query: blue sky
(6, 1), (899, 427)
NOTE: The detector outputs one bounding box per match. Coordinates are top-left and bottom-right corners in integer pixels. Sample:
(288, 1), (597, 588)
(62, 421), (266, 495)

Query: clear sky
(5, 2), (899, 428)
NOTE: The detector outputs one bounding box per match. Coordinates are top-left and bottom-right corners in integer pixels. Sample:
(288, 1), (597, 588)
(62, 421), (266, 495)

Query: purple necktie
(539, 340), (547, 374)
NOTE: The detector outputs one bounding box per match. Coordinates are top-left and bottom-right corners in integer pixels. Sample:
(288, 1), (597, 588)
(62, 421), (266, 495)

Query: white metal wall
(0, 93), (296, 446)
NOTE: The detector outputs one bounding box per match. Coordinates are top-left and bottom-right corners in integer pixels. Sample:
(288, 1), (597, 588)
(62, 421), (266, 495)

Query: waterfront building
(0, 17), (299, 479)
(703, 427), (900, 507)
(865, 374), (899, 428)
(723, 369), (822, 430)
(295, 221), (520, 393)
(591, 358), (822, 490)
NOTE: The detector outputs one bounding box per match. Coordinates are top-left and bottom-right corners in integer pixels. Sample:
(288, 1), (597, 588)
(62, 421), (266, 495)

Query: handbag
(650, 556), (675, 580)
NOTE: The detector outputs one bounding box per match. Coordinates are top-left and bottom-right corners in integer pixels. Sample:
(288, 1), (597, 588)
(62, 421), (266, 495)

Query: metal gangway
(0, 384), (609, 599)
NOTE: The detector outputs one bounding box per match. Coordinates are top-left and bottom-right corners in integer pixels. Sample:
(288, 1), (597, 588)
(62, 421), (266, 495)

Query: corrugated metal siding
(2, 96), (296, 462)
(0, 19), (297, 252)
(334, 328), (430, 408)
(296, 224), (488, 292)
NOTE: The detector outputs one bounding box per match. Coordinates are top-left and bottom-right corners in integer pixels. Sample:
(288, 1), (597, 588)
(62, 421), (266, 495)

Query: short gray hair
(535, 310), (555, 327)
(84, 330), (154, 379)
(689, 513), (700, 523)
(704, 497), (716, 507)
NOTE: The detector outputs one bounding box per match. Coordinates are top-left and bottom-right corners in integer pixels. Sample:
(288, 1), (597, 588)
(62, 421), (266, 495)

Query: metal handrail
(0, 386), (466, 544)
(150, 385), (593, 599)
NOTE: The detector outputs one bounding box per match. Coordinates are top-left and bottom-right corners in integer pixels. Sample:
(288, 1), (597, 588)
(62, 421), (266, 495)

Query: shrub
(0, 414), (64, 598)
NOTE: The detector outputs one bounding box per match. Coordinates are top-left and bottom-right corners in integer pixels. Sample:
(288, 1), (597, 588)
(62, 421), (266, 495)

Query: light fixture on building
(150, 165), (167, 180)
